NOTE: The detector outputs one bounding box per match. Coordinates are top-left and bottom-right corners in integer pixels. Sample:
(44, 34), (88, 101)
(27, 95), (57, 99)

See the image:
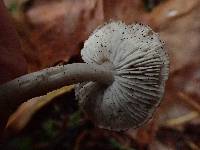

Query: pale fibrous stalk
(0, 63), (114, 110)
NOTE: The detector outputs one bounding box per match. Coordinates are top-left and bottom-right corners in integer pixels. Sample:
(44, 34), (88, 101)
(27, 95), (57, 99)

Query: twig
(177, 92), (200, 113)
(165, 111), (199, 127)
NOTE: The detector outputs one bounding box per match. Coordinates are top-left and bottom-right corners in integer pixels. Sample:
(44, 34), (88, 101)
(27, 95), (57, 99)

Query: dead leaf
(144, 0), (200, 72)
(103, 0), (146, 23)
(6, 85), (74, 132)
(144, 0), (199, 30)
(0, 0), (27, 84)
(17, 0), (104, 71)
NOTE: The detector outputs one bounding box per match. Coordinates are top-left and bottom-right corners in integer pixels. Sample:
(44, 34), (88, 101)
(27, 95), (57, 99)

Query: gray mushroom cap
(75, 21), (169, 131)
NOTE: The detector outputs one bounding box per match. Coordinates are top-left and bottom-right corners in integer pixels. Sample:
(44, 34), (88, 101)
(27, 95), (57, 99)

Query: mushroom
(0, 21), (169, 131)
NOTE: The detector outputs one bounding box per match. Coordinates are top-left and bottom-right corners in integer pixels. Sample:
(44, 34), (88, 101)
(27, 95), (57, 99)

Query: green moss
(109, 139), (135, 150)
(42, 119), (58, 139)
(9, 137), (32, 150)
(8, 2), (18, 12)
(68, 111), (81, 127)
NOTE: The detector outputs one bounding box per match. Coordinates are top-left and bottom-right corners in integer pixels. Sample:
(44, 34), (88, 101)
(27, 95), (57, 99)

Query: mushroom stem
(0, 63), (114, 111)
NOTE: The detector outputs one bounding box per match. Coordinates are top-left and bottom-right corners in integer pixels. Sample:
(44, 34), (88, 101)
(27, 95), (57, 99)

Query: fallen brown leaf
(144, 0), (200, 72)
(17, 0), (104, 71)
(0, 0), (27, 84)
(103, 0), (146, 23)
(6, 85), (74, 132)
